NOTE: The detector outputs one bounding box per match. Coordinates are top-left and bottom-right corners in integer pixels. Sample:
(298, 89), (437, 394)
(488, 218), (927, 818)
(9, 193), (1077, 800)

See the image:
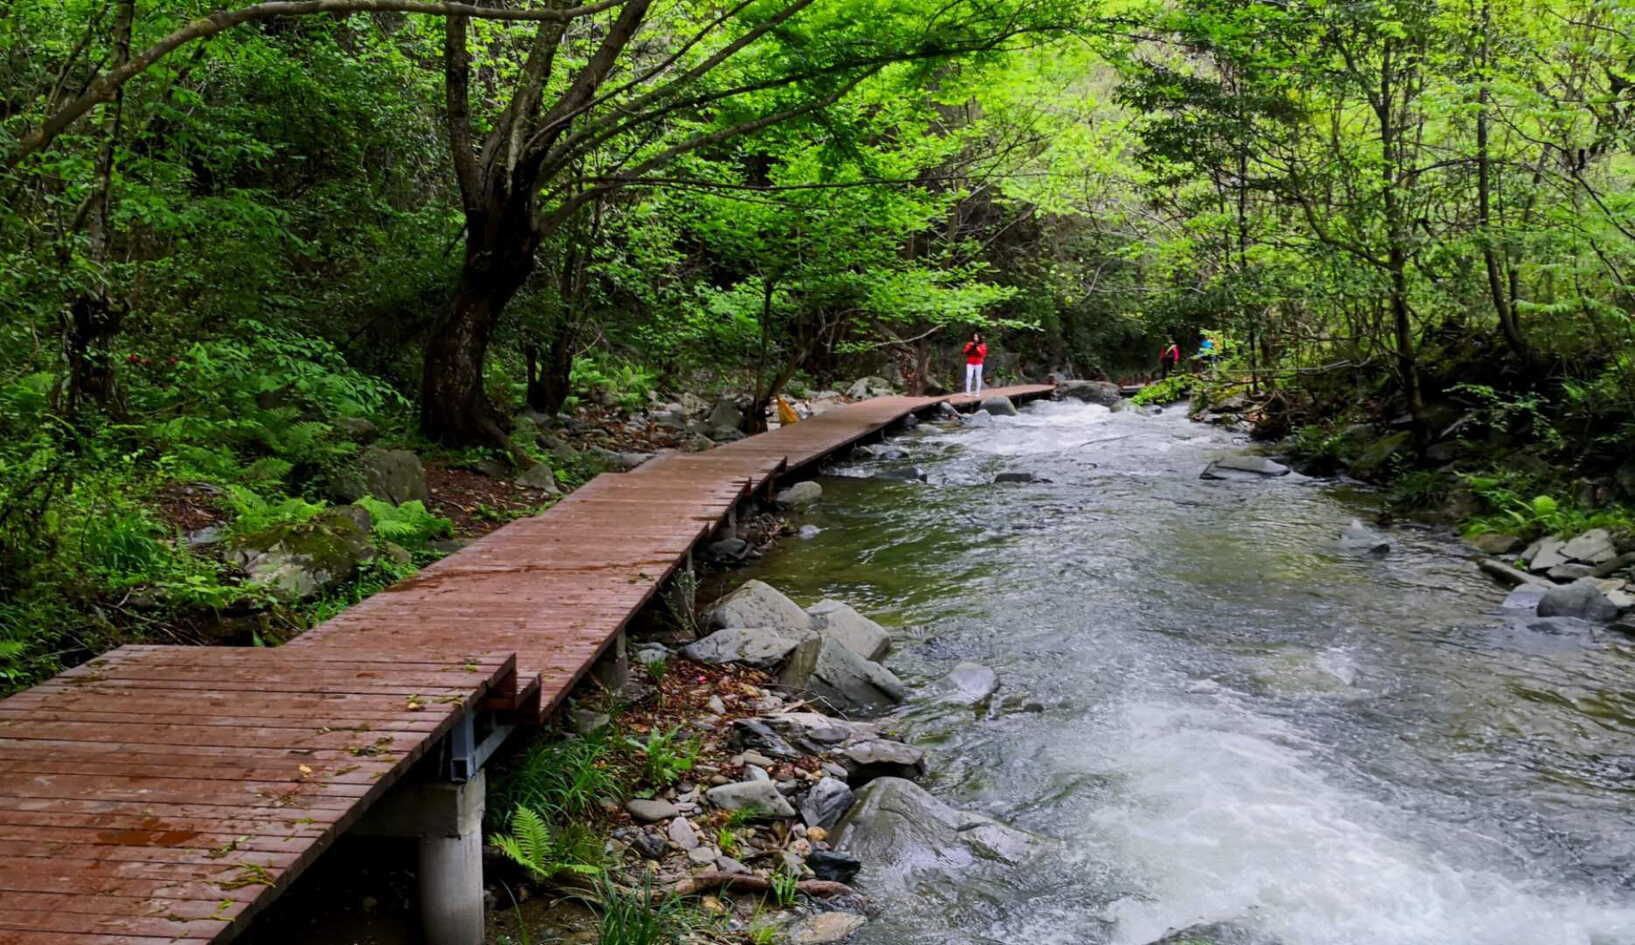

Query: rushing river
(736, 399), (1635, 945)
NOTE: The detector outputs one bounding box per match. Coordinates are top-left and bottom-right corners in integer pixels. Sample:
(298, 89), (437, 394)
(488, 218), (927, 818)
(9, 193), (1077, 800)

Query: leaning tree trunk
(421, 205), (539, 448)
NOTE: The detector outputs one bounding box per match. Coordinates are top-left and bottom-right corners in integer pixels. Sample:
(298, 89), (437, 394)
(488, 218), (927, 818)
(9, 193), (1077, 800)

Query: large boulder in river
(775, 480), (823, 508)
(979, 394), (1018, 416)
(707, 580), (811, 631)
(1338, 519), (1391, 556)
(833, 778), (1047, 894)
(1057, 379), (1122, 407)
(1537, 578), (1621, 623)
(228, 508), (376, 600)
(1201, 455), (1291, 480)
(779, 636), (905, 713)
(936, 661), (1000, 709)
(807, 599), (891, 661)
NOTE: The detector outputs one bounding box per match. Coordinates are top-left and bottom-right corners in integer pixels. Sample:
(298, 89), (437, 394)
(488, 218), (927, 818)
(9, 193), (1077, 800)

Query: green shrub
(624, 726), (699, 789)
(490, 805), (603, 883)
(1130, 373), (1193, 406)
(489, 731), (622, 826)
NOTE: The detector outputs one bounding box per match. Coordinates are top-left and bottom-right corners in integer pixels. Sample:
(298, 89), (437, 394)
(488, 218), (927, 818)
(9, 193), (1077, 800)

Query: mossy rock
(229, 508), (376, 600)
(1347, 430), (1413, 480)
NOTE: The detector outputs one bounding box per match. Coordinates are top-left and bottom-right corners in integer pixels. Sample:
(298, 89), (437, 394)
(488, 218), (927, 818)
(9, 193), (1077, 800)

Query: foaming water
(742, 400), (1635, 945)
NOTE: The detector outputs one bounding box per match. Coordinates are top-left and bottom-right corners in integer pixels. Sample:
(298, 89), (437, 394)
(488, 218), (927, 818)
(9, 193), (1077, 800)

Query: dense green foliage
(3, 0), (1634, 683)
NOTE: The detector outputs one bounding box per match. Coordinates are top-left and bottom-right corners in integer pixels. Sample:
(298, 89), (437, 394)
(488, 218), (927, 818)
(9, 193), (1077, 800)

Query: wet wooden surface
(0, 384), (1053, 943)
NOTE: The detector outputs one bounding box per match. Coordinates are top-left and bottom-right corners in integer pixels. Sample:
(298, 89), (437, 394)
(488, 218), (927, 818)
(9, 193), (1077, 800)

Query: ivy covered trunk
(421, 204), (539, 447)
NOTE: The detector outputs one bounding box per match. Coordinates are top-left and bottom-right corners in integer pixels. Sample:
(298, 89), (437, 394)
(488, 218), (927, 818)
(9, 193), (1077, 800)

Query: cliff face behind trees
(2, 0), (1633, 686)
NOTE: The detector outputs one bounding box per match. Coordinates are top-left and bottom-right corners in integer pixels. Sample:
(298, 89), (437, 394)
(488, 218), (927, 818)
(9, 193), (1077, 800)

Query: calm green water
(738, 400), (1635, 945)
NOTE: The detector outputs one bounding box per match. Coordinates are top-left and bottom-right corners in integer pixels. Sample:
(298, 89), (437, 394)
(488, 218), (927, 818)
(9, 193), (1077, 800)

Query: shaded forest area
(3, 0), (1634, 690)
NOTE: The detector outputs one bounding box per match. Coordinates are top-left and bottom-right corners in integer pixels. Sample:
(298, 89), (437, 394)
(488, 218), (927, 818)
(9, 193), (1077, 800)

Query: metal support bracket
(446, 713), (516, 783)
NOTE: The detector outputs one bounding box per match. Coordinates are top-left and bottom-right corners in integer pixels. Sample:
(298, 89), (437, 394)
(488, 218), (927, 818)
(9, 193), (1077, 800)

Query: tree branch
(5, 0), (630, 167)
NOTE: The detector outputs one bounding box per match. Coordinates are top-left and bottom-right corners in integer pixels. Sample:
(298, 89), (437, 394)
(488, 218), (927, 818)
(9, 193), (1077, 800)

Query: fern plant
(354, 497), (452, 547)
(490, 806), (602, 882)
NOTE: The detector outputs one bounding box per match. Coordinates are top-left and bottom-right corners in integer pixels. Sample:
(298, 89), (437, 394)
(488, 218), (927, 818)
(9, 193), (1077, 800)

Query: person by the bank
(962, 332), (987, 395)
(1158, 339), (1181, 379)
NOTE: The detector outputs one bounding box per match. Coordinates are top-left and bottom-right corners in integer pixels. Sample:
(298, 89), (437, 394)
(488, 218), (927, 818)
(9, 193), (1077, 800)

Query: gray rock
(745, 764), (771, 781)
(779, 637), (907, 713)
(1477, 557), (1550, 588)
(667, 817), (700, 850)
(838, 739), (926, 783)
(979, 395), (1018, 417)
(629, 830), (666, 859)
(832, 778), (1046, 893)
(682, 627), (813, 668)
(807, 850), (862, 883)
(228, 508), (376, 600)
(704, 537), (752, 562)
(785, 912), (866, 945)
(1501, 585), (1548, 612)
(715, 855), (751, 875)
(938, 661), (999, 709)
(776, 480), (823, 508)
(515, 461), (561, 493)
(807, 600), (891, 661)
(625, 798), (680, 822)
(1562, 528), (1618, 565)
(800, 777), (856, 829)
(1201, 455), (1291, 480)
(707, 580), (811, 631)
(963, 410), (994, 428)
(1466, 533), (1522, 556)
(730, 718), (803, 759)
(1548, 563), (1595, 581)
(185, 525), (224, 549)
(760, 711), (881, 746)
(994, 471), (1048, 484)
(859, 444), (909, 460)
(571, 709), (611, 734)
(1144, 921), (1275, 945)
(846, 376), (893, 400)
(333, 416), (379, 444)
(686, 845), (717, 866)
(798, 525), (822, 540)
(684, 435), (715, 453)
(1057, 379), (1122, 407)
(357, 447), (429, 505)
(708, 399), (744, 433)
(704, 780), (797, 818)
(1338, 519), (1392, 556)
(1591, 551), (1635, 578)
(1537, 578), (1621, 622)
(632, 643), (671, 666)
(1528, 537), (1569, 572)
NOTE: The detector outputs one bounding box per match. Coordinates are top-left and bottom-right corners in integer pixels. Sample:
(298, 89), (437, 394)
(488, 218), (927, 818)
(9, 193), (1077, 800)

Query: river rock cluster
(1473, 527), (1635, 625)
(608, 579), (1045, 943)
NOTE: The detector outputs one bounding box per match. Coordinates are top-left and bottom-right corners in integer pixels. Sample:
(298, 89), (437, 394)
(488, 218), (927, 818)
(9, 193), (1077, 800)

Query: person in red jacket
(963, 332), (987, 395)
(1159, 339), (1181, 379)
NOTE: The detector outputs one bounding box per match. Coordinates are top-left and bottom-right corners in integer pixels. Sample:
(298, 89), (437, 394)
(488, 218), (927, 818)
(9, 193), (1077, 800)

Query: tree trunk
(524, 329), (575, 414)
(421, 204), (538, 448)
(1476, 0), (1530, 363)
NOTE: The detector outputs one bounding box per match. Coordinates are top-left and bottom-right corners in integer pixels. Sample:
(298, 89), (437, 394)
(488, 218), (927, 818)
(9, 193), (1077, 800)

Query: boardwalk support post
(592, 628), (629, 693)
(356, 770), (487, 945)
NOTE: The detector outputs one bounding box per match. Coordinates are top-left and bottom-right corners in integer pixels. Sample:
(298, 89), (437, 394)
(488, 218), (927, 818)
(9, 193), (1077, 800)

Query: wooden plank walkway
(0, 384), (1052, 945)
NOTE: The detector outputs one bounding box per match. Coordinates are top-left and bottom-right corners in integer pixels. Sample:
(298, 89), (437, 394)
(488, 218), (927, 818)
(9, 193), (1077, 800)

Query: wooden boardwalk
(0, 384), (1052, 944)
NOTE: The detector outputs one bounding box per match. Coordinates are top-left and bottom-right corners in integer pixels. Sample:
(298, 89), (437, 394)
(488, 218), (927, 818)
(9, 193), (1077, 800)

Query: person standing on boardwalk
(1158, 339), (1181, 379)
(963, 332), (987, 395)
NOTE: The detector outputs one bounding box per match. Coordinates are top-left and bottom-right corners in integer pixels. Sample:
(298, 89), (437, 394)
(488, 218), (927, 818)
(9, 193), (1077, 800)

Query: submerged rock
(1537, 578), (1621, 623)
(963, 410), (995, 428)
(1201, 455), (1291, 480)
(937, 661), (1000, 709)
(776, 480), (823, 508)
(994, 471), (1049, 484)
(871, 467), (927, 482)
(1144, 921), (1279, 945)
(1338, 519), (1392, 556)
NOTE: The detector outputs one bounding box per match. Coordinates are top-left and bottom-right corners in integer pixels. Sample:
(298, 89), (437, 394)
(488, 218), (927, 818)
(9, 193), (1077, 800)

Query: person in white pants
(962, 332), (987, 394)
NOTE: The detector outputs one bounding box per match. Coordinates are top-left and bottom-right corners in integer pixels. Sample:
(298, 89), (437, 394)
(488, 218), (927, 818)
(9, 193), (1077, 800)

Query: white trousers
(965, 363), (983, 394)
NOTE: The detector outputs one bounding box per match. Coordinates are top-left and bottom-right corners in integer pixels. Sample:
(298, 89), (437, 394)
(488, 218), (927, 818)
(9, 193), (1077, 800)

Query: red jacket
(963, 342), (987, 365)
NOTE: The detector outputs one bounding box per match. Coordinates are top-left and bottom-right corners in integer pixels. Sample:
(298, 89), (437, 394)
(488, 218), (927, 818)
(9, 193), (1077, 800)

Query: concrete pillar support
(592, 628), (630, 693)
(355, 770), (486, 945)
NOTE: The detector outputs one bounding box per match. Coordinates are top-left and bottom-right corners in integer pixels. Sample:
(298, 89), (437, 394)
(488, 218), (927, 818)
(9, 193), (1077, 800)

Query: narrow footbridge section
(0, 385), (1052, 945)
